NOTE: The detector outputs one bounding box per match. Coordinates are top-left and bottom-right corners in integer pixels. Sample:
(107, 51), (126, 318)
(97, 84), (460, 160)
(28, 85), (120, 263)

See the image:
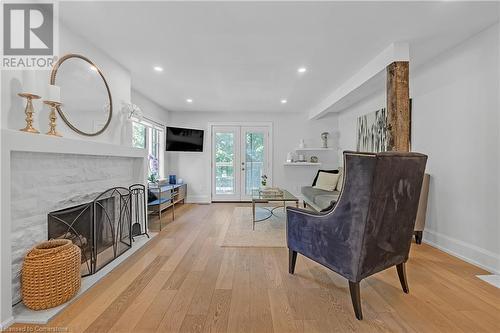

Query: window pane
(245, 132), (265, 195)
(215, 132), (235, 194)
(147, 128), (163, 179)
(132, 122), (146, 148)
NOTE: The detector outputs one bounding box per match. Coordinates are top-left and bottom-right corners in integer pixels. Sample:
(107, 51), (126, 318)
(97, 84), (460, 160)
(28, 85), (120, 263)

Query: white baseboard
(186, 195), (211, 204)
(0, 316), (14, 330)
(477, 275), (500, 288)
(423, 229), (500, 275)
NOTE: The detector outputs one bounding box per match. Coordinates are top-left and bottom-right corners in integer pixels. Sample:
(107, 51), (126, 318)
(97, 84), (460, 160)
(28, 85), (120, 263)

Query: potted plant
(261, 175), (269, 189)
(148, 154), (159, 185)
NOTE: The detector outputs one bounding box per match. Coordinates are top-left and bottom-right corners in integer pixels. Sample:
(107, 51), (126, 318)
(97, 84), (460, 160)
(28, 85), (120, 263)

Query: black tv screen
(166, 127), (204, 152)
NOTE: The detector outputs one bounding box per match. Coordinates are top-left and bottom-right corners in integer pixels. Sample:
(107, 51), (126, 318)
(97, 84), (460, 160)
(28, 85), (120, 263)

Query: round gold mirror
(50, 54), (112, 136)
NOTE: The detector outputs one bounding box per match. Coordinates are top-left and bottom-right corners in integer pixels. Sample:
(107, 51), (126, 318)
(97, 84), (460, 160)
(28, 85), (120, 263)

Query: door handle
(242, 168), (245, 171)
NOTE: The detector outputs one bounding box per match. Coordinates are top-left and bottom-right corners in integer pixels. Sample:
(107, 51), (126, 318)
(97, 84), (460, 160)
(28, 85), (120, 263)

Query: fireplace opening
(48, 187), (132, 276)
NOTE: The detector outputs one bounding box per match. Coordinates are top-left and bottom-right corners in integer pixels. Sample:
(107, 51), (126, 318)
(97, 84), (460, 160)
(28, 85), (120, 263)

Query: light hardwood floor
(8, 203), (500, 333)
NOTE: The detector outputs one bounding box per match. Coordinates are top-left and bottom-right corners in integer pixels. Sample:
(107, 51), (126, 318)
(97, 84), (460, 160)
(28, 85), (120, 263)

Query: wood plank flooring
(8, 203), (500, 333)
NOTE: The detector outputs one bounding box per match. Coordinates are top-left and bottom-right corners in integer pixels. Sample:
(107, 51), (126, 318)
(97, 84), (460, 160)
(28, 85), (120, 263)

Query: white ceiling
(60, 1), (499, 113)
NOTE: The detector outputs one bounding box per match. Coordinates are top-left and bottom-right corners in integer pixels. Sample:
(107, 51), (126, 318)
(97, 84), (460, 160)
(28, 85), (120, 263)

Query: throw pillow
(311, 169), (339, 186)
(336, 167), (344, 191)
(313, 171), (340, 191)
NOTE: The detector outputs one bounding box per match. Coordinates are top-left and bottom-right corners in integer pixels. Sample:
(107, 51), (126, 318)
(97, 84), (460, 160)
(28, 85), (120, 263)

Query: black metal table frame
(252, 199), (299, 230)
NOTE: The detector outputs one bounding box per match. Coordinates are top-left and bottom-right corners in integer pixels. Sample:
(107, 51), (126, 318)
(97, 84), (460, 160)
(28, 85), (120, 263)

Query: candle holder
(18, 93), (41, 134)
(43, 100), (62, 137)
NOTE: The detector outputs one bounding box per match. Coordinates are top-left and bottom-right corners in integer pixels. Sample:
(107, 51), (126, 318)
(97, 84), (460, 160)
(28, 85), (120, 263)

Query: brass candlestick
(18, 93), (41, 133)
(43, 101), (62, 137)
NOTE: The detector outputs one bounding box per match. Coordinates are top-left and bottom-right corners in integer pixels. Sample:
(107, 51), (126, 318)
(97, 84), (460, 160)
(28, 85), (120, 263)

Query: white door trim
(208, 122), (273, 202)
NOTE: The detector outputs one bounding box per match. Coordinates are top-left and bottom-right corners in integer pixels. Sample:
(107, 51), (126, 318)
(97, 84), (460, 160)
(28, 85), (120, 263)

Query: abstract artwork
(356, 108), (387, 153)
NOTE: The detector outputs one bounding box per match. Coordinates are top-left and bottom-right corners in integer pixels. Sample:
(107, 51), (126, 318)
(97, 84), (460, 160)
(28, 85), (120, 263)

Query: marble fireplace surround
(1, 129), (147, 325)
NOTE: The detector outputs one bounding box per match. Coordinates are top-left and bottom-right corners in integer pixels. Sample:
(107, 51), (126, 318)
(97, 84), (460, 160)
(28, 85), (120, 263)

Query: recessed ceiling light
(186, 98), (193, 103)
(297, 67), (307, 73)
(153, 66), (163, 72)
(281, 99), (287, 104)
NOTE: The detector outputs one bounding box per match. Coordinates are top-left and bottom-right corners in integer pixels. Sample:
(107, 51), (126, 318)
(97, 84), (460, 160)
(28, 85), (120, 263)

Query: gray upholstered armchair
(286, 151), (427, 320)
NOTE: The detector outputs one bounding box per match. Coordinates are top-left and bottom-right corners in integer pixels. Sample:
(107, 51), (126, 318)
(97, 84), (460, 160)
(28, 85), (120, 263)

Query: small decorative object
(169, 174), (177, 185)
(22, 239), (81, 310)
(177, 178), (184, 184)
(259, 187), (283, 197)
(122, 101), (143, 120)
(310, 156), (318, 163)
(299, 139), (305, 149)
(44, 84), (62, 137)
(297, 154), (306, 162)
(19, 70), (41, 133)
(261, 175), (268, 188)
(19, 93), (41, 134)
(321, 132), (329, 148)
(44, 101), (62, 137)
(286, 152), (294, 163)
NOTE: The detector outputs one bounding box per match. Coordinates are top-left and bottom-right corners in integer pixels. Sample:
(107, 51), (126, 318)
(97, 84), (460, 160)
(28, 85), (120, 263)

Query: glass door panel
(241, 127), (269, 200)
(212, 127), (241, 201)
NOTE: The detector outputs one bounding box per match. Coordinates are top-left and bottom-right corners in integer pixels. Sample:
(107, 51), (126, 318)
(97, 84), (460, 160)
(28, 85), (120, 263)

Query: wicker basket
(21, 239), (81, 310)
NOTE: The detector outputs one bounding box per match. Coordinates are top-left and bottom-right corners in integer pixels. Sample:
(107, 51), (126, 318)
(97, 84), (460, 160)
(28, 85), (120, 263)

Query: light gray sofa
(301, 186), (340, 212)
(301, 170), (430, 244)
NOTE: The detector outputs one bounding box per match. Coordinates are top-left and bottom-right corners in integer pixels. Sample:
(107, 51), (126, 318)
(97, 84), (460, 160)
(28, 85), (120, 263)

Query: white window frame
(131, 117), (165, 179)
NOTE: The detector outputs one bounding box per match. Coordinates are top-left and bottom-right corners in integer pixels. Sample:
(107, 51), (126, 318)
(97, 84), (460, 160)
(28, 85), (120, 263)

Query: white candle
(22, 70), (37, 95)
(47, 84), (61, 103)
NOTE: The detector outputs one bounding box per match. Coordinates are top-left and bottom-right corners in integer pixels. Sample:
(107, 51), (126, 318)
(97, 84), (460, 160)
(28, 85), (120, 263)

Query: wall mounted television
(166, 126), (204, 152)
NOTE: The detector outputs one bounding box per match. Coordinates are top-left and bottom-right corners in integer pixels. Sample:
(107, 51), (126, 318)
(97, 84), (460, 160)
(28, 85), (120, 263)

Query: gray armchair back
(287, 151), (427, 319)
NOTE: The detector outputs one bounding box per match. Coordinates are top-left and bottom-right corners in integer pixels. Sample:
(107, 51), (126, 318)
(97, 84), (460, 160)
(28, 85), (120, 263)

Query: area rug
(221, 207), (286, 247)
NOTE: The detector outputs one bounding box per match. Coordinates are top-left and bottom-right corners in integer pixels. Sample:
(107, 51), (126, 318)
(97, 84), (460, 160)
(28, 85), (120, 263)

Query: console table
(148, 183), (187, 230)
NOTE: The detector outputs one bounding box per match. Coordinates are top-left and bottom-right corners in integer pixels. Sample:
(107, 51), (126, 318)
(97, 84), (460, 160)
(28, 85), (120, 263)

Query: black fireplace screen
(48, 187), (132, 276)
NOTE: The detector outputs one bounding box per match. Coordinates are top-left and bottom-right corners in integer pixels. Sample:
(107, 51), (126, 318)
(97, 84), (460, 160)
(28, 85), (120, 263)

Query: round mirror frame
(50, 53), (113, 136)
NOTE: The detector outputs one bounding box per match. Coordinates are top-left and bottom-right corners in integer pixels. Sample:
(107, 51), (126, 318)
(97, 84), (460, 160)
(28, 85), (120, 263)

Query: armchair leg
(348, 281), (363, 320)
(414, 231), (423, 244)
(396, 263), (409, 293)
(288, 250), (297, 274)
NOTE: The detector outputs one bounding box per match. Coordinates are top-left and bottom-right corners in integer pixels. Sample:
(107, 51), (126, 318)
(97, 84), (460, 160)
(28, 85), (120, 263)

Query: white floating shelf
(284, 162), (322, 166)
(294, 147), (334, 151)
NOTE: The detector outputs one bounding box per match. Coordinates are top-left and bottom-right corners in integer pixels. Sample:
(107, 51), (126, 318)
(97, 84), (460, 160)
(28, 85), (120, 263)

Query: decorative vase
(321, 132), (329, 148)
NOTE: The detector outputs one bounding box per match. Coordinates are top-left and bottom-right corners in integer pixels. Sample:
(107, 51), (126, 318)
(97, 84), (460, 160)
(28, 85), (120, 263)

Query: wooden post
(386, 61), (410, 152)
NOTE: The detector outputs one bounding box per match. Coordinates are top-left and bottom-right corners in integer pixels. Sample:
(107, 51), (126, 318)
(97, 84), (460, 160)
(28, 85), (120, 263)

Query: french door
(212, 125), (270, 201)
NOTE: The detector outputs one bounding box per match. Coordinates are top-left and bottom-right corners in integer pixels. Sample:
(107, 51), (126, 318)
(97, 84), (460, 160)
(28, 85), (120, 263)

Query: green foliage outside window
(132, 122), (146, 148)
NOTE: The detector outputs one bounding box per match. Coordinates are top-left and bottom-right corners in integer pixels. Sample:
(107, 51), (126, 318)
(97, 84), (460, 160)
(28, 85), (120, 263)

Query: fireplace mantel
(1, 129), (146, 158)
(0, 129), (147, 327)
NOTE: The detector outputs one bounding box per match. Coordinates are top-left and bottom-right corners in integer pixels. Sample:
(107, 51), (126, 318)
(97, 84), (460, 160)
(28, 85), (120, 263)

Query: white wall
(337, 23), (500, 274)
(167, 111), (340, 203)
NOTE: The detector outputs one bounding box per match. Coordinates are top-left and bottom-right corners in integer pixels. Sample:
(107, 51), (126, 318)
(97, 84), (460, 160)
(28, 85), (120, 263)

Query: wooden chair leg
(288, 250), (297, 274)
(396, 263), (409, 293)
(414, 231), (423, 244)
(348, 281), (363, 320)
